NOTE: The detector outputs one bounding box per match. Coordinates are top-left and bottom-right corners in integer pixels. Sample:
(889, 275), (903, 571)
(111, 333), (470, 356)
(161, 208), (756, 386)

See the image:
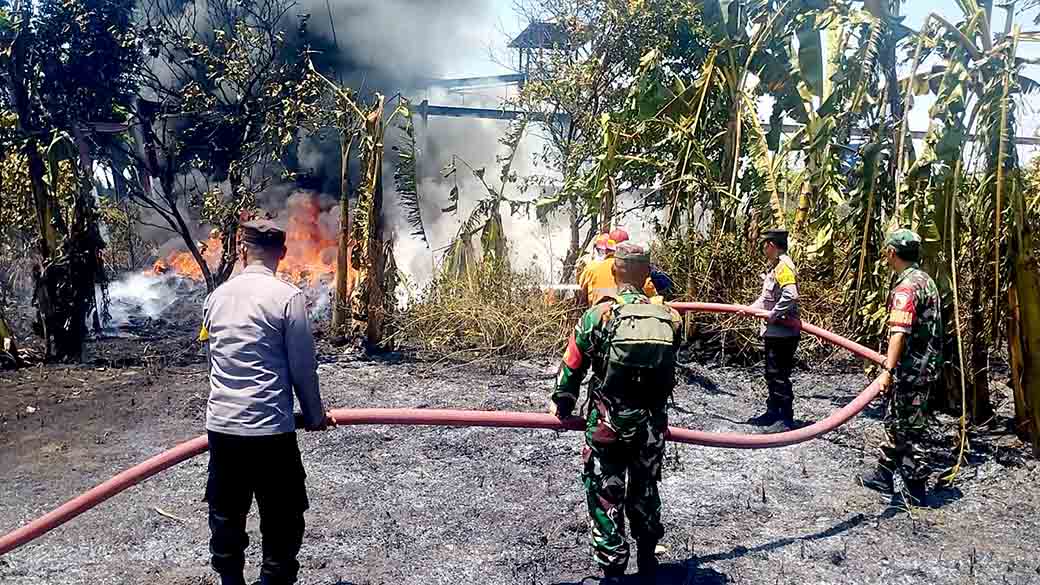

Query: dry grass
(393, 259), (577, 365)
(395, 237), (858, 368)
(654, 233), (856, 364)
(0, 241), (36, 300)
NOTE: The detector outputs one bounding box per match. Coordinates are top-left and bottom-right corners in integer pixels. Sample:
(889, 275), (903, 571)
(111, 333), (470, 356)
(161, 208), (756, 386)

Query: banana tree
(309, 61), (430, 343)
(347, 94), (426, 347)
(1010, 161), (1040, 453)
(899, 16), (981, 420)
(0, 1), (131, 361)
(441, 120), (529, 283)
(892, 2), (1040, 431)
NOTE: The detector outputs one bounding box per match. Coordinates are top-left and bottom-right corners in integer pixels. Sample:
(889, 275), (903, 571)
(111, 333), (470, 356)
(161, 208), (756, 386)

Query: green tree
(513, 0), (714, 279)
(116, 0), (323, 291)
(0, 0), (140, 361)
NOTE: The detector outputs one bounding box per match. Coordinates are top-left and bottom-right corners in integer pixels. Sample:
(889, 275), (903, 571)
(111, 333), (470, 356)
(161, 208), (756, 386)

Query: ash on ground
(0, 341), (1037, 585)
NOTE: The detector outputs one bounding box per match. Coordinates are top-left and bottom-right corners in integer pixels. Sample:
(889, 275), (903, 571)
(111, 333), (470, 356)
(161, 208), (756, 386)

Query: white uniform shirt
(202, 265), (325, 436)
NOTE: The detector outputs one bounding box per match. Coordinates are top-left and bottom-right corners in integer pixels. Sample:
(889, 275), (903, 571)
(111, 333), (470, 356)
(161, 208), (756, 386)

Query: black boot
(746, 406), (782, 427)
(905, 478), (928, 507)
(602, 565), (627, 582)
(636, 541), (659, 578)
(218, 574), (247, 585)
(780, 403), (795, 427)
(859, 465), (894, 494)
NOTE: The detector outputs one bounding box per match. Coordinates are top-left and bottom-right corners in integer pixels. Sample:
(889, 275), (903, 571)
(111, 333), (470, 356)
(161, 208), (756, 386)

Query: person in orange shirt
(577, 229), (657, 306)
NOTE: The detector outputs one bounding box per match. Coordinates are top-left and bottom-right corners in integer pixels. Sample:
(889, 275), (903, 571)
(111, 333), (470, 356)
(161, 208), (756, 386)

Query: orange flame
(153, 236), (222, 281)
(152, 192), (339, 288)
(281, 193), (338, 287)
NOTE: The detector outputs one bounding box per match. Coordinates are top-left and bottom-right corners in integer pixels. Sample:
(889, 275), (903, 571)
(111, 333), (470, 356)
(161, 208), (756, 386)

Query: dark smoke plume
(299, 0), (495, 90)
(284, 0), (498, 193)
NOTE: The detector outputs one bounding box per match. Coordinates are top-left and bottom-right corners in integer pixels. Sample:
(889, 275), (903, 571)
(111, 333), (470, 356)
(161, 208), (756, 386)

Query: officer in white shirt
(200, 219), (331, 585)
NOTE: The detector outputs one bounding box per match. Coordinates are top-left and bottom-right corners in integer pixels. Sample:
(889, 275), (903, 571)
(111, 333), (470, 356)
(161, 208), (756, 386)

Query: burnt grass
(1, 334), (1039, 585)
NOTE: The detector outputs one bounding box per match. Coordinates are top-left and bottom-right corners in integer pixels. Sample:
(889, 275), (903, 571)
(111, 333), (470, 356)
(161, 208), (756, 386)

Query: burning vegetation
(152, 192), (340, 290)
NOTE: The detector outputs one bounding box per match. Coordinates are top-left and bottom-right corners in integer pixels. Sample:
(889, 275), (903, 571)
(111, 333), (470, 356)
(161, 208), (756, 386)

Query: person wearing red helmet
(577, 229), (657, 306)
(608, 228), (630, 246)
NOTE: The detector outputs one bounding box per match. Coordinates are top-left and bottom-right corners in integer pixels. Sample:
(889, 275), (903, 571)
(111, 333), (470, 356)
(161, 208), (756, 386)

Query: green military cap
(760, 229), (788, 248)
(241, 218), (286, 248)
(614, 242), (650, 264)
(884, 228), (921, 254)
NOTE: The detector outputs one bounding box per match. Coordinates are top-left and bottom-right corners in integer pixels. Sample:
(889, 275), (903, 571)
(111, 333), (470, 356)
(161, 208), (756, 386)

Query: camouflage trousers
(880, 381), (933, 483)
(582, 400), (667, 571)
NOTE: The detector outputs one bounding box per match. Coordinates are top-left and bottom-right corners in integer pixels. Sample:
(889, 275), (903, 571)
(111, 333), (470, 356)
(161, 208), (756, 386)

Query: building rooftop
(508, 22), (571, 50)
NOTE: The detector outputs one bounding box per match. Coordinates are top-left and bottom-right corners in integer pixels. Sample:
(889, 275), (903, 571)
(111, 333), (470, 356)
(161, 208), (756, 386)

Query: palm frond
(481, 205), (507, 262)
(1017, 74), (1040, 94)
(497, 118), (528, 188)
(848, 17), (883, 113)
(744, 96), (785, 228)
(392, 100), (428, 245)
(442, 233), (476, 280)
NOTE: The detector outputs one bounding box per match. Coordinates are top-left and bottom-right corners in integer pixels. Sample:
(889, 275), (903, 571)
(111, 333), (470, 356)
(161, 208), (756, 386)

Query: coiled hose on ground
(0, 303), (884, 556)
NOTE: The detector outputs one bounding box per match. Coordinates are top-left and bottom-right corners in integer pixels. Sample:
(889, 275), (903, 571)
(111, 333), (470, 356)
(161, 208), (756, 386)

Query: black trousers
(207, 431), (309, 585)
(764, 336), (799, 410)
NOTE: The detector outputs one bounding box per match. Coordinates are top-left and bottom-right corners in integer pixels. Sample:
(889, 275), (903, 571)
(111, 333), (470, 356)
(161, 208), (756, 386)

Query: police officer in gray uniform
(746, 229), (801, 428)
(200, 219), (332, 585)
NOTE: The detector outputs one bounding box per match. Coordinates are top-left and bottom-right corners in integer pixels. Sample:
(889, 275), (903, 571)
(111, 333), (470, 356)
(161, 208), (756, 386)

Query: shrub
(393, 258), (576, 364)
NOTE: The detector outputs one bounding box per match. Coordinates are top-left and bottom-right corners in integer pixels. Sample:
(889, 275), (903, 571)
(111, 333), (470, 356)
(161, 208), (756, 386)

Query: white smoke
(105, 272), (180, 323)
(125, 0), (651, 315)
(386, 85), (672, 293)
(301, 0), (501, 85)
(101, 272), (199, 334)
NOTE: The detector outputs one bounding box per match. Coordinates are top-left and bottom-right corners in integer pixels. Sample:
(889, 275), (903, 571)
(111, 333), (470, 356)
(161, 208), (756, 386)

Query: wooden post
(332, 125), (355, 333)
(364, 97), (387, 345)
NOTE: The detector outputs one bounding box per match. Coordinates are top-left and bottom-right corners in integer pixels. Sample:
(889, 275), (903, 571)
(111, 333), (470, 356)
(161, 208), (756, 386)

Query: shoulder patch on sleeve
(775, 262), (796, 287)
(888, 286), (916, 328)
(198, 324), (209, 342)
(890, 287), (914, 311)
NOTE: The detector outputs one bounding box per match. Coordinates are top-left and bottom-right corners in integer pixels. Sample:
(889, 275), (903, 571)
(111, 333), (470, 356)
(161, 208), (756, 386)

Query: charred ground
(0, 328), (1038, 585)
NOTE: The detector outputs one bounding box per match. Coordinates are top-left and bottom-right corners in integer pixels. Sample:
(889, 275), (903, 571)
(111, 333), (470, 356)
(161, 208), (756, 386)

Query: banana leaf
(797, 21), (824, 97)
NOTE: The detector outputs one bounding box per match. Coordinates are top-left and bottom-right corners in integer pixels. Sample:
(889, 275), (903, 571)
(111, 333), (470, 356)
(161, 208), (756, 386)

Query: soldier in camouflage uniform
(551, 243), (682, 581)
(860, 229), (943, 505)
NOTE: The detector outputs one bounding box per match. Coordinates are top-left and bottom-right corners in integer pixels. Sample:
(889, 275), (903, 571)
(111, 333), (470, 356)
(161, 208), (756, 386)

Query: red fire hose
(0, 303), (884, 556)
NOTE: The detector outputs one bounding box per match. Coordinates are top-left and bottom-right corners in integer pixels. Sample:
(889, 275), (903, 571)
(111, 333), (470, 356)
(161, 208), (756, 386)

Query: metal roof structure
(418, 74), (527, 91)
(508, 22), (572, 50)
(414, 100), (570, 127)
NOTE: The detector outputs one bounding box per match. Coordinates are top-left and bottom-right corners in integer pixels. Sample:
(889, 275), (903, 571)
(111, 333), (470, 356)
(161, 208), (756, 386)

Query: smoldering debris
(101, 272), (205, 336)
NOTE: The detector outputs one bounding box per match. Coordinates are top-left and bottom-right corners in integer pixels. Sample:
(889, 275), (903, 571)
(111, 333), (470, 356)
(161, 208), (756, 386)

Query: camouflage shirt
(887, 264), (943, 386)
(552, 287), (682, 417)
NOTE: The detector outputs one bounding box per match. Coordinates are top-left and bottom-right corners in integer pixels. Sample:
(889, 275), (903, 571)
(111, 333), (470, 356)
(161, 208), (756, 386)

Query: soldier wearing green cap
(550, 242), (682, 581)
(745, 229), (801, 428)
(860, 228), (943, 505)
